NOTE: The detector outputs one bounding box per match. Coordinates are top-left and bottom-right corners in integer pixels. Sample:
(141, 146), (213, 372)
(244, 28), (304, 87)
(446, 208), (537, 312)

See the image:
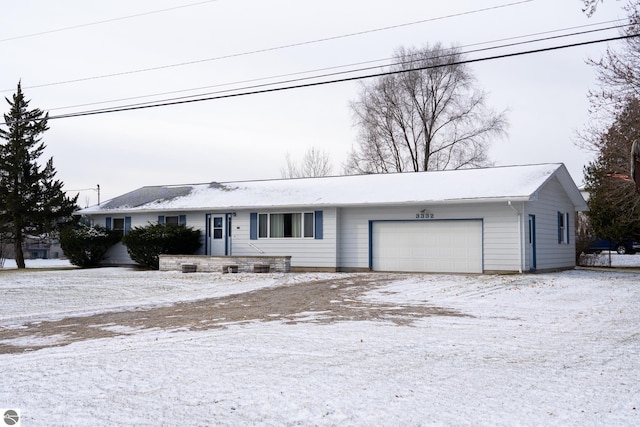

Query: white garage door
(371, 220), (483, 273)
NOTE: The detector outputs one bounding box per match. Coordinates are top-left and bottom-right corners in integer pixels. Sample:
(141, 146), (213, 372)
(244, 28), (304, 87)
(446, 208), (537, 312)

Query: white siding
(526, 177), (576, 270)
(90, 209), (336, 268)
(231, 208), (338, 269)
(337, 204), (522, 272)
(92, 212), (208, 265)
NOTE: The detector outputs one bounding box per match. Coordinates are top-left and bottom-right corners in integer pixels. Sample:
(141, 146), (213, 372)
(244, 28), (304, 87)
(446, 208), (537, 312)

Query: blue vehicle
(585, 238), (640, 255)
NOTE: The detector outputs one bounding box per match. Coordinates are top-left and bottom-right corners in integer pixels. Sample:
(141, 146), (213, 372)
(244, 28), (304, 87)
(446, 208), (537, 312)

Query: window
(257, 212), (315, 238)
(113, 218), (125, 234)
(165, 216), (179, 226)
(107, 216), (131, 235)
(213, 217), (223, 239)
(558, 212), (570, 244)
(303, 212), (314, 238)
(158, 215), (186, 226)
(258, 214), (268, 238)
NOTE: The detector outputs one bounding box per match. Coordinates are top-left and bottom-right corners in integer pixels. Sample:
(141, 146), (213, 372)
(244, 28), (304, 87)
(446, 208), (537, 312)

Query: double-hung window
(112, 218), (125, 234)
(258, 212), (315, 238)
(558, 212), (570, 244)
(158, 215), (186, 226)
(165, 216), (180, 226)
(106, 216), (131, 236)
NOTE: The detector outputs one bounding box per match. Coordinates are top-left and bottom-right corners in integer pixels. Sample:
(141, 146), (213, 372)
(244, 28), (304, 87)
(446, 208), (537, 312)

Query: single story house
(77, 163), (588, 273)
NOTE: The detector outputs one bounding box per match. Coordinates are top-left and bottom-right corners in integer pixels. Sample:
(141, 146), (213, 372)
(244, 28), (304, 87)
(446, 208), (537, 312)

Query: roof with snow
(77, 163), (588, 214)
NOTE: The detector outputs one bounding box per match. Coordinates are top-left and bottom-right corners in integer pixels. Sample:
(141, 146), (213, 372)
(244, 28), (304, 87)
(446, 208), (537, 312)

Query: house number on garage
(416, 212), (434, 219)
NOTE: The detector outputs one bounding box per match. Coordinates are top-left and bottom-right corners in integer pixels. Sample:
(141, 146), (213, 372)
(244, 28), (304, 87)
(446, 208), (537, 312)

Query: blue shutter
(105, 217), (112, 230)
(179, 215), (187, 226)
(557, 212), (562, 244)
(314, 210), (323, 240)
(566, 213), (570, 244)
(124, 216), (132, 235)
(250, 213), (258, 240)
(158, 215), (165, 225)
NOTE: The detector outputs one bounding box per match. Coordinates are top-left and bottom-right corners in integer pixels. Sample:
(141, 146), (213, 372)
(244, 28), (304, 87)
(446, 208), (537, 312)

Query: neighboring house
(77, 163), (588, 273)
(1, 236), (65, 260)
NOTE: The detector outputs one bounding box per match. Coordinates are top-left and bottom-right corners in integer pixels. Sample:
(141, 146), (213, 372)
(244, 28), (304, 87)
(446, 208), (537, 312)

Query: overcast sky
(0, 0), (627, 206)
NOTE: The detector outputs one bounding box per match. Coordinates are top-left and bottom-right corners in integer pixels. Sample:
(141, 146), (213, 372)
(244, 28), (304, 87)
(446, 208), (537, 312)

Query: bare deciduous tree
(589, 2), (640, 108)
(582, 0), (604, 16)
(581, 0), (623, 16)
(344, 44), (508, 175)
(578, 1), (640, 153)
(280, 147), (333, 178)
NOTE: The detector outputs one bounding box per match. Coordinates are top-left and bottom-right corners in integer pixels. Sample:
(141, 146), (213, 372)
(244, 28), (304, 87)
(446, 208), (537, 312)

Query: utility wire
(3, 0), (534, 92)
(44, 33), (639, 121)
(54, 24), (631, 110)
(45, 19), (628, 113)
(0, 0), (219, 43)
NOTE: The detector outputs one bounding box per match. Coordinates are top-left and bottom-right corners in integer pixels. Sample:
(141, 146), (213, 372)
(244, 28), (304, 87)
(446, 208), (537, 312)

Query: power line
(44, 20), (629, 113)
(3, 0), (534, 93)
(44, 33), (639, 121)
(0, 0), (219, 43)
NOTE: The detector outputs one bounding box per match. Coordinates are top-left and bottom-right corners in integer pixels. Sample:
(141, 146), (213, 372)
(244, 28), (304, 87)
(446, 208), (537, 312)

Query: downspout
(508, 201), (524, 273)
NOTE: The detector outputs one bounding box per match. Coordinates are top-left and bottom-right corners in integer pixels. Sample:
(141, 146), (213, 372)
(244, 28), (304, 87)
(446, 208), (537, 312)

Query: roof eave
(76, 196), (535, 215)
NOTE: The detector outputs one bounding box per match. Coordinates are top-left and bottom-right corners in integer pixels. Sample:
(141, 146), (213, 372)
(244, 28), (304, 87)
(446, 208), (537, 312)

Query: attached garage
(370, 220), (483, 273)
(81, 163), (588, 273)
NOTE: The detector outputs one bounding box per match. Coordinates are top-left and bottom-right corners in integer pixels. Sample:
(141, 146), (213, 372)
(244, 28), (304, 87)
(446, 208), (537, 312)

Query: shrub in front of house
(122, 223), (201, 270)
(60, 224), (122, 268)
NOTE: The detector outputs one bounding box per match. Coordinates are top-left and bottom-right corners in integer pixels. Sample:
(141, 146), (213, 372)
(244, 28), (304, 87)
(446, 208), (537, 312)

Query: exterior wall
(231, 208), (338, 269)
(92, 212), (208, 265)
(525, 177), (577, 271)
(91, 209), (338, 269)
(337, 203), (523, 272)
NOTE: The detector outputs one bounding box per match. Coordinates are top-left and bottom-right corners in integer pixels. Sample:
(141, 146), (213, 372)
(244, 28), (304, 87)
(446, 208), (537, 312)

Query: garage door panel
(372, 220), (482, 273)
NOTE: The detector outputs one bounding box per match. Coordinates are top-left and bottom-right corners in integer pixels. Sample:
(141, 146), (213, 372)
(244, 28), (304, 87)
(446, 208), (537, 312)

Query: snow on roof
(77, 163), (586, 214)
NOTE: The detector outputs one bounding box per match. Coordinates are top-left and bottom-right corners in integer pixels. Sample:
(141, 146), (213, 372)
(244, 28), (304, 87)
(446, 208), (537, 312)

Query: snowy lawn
(0, 263), (639, 426)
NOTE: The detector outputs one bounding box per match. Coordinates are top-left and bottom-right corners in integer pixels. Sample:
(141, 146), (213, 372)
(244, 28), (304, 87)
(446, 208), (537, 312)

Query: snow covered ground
(1, 262), (639, 426)
(580, 252), (640, 268)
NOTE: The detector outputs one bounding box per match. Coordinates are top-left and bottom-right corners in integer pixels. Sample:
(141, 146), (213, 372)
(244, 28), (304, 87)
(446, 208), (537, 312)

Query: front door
(528, 215), (537, 271)
(206, 214), (232, 255)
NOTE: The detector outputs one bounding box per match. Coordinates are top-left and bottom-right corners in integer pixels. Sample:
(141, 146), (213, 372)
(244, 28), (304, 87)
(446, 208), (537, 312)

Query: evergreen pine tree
(0, 82), (78, 268)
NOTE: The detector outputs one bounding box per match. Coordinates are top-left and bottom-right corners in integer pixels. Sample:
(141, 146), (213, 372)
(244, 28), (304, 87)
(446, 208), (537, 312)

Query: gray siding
(93, 212), (207, 265)
(231, 208), (338, 269)
(526, 177), (576, 270)
(337, 204), (522, 272)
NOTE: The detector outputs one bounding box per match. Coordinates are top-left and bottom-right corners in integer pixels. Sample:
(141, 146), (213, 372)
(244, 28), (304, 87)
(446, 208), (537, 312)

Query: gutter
(76, 196), (535, 215)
